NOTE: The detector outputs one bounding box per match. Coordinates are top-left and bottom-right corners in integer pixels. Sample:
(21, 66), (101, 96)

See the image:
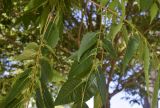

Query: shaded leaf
(140, 0), (153, 10)
(42, 83), (54, 108)
(44, 22), (59, 48)
(36, 88), (45, 108)
(4, 68), (32, 107)
(69, 56), (93, 78)
(72, 102), (89, 108)
(103, 39), (117, 59)
(40, 7), (50, 31)
(78, 32), (97, 61)
(40, 57), (53, 82)
(95, 72), (107, 107)
(143, 42), (150, 95)
(122, 35), (140, 73)
(24, 0), (46, 11)
(54, 78), (83, 105)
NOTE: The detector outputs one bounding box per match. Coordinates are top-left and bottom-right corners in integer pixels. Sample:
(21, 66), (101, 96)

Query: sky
(86, 91), (160, 108)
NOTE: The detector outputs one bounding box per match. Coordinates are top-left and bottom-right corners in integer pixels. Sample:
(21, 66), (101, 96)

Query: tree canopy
(0, 0), (160, 108)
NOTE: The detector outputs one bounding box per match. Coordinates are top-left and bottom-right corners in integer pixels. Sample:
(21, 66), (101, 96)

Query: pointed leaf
(44, 22), (59, 48)
(24, 0), (46, 11)
(95, 72), (107, 107)
(69, 56), (93, 78)
(78, 32), (97, 61)
(15, 49), (37, 60)
(143, 42), (150, 95)
(122, 35), (140, 73)
(54, 78), (83, 105)
(5, 68), (32, 107)
(150, 3), (158, 23)
(103, 39), (117, 59)
(108, 22), (123, 41)
(94, 93), (103, 108)
(40, 57), (53, 82)
(25, 42), (39, 50)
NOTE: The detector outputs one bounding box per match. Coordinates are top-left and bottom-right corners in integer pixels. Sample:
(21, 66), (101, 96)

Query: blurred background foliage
(0, 0), (160, 108)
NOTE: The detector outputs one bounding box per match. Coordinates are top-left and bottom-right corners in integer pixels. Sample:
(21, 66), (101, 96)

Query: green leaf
(5, 68), (32, 107)
(52, 70), (65, 83)
(151, 69), (160, 108)
(40, 57), (54, 82)
(72, 102), (89, 108)
(68, 56), (93, 78)
(140, 0), (153, 10)
(44, 22), (60, 48)
(42, 83), (54, 108)
(143, 42), (150, 95)
(15, 49), (37, 60)
(150, 3), (158, 24)
(98, 0), (109, 6)
(78, 32), (97, 61)
(36, 88), (45, 108)
(94, 93), (103, 108)
(103, 39), (117, 59)
(54, 78), (83, 105)
(108, 22), (123, 41)
(40, 7), (50, 31)
(95, 72), (107, 107)
(25, 42), (39, 50)
(15, 42), (38, 61)
(24, 0), (46, 11)
(122, 25), (129, 44)
(122, 35), (140, 73)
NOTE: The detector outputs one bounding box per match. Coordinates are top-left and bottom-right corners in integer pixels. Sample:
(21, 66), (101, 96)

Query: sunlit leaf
(150, 3), (158, 23)
(94, 93), (103, 108)
(108, 22), (123, 41)
(98, 0), (109, 6)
